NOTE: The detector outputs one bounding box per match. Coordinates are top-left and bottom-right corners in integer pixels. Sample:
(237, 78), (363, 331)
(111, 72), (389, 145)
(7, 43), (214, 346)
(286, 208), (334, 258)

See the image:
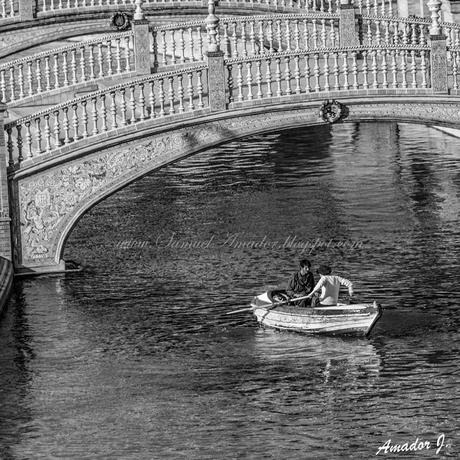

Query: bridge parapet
(3, 8), (459, 107)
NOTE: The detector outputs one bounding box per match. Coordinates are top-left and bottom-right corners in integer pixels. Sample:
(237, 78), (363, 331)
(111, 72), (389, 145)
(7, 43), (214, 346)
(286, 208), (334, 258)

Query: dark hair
(299, 259), (311, 268)
(317, 264), (332, 275)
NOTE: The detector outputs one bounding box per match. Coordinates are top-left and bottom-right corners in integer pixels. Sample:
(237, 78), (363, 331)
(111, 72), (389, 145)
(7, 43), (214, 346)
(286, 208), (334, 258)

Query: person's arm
(286, 274), (297, 298)
(337, 276), (353, 296)
(306, 277), (325, 298)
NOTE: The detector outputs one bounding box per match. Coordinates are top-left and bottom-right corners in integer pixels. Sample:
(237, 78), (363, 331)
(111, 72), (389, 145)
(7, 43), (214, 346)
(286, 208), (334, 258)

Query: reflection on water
(0, 122), (459, 459)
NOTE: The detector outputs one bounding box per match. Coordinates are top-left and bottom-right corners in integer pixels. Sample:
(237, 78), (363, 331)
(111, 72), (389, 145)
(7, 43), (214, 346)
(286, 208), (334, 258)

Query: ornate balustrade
(225, 45), (431, 105)
(5, 64), (208, 165)
(1, 0), (19, 20)
(0, 31), (135, 104)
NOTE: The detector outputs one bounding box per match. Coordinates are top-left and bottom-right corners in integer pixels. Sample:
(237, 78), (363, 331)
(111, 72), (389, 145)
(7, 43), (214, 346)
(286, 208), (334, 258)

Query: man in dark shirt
(286, 259), (315, 307)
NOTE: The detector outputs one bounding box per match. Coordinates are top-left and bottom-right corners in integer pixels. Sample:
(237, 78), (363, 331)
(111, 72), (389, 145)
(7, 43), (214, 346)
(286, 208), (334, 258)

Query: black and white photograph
(0, 0), (458, 458)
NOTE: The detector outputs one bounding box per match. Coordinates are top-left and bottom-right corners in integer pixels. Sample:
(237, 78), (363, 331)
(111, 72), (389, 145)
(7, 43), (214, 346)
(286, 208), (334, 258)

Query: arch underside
(12, 97), (460, 271)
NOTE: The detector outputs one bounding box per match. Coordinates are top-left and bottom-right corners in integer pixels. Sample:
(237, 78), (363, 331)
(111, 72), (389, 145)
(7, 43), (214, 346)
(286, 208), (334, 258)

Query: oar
(225, 294), (311, 315)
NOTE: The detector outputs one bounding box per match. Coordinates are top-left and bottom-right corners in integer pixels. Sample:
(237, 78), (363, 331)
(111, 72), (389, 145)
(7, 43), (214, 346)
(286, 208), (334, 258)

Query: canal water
(0, 122), (459, 459)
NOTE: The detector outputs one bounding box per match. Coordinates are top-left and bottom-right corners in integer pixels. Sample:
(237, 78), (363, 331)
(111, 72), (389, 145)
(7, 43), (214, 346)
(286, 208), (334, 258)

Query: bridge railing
(4, 64), (209, 165)
(2, 0), (400, 24)
(225, 45), (431, 105)
(0, 31), (135, 105)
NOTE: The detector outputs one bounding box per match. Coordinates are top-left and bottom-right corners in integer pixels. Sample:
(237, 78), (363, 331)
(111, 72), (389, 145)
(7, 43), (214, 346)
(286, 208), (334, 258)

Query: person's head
(299, 259), (311, 275)
(317, 264), (332, 276)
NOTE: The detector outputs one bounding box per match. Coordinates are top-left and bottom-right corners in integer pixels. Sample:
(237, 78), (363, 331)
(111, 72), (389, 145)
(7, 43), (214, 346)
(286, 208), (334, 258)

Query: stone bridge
(1, 0), (460, 274)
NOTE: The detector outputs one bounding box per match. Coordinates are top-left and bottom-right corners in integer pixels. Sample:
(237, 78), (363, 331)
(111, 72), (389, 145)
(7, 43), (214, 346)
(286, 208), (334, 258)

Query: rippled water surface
(0, 123), (459, 459)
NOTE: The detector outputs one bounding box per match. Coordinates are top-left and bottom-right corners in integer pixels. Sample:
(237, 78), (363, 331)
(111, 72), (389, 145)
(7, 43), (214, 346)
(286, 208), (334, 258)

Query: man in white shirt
(306, 265), (353, 306)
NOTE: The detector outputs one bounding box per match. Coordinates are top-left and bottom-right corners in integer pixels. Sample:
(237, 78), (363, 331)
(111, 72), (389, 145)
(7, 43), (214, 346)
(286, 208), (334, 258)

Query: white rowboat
(251, 291), (382, 336)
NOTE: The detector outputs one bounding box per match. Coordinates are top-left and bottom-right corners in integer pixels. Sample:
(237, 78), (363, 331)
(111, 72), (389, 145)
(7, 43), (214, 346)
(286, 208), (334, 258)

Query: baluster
(227, 63), (234, 103)
(160, 30), (167, 66)
(384, 20), (390, 45)
(115, 38), (122, 73)
(304, 54), (311, 92)
(89, 45), (95, 80)
(24, 121), (32, 160)
(152, 30), (159, 70)
(324, 52), (330, 92)
(18, 64), (24, 99)
(53, 110), (61, 147)
(148, 82), (155, 119)
(26, 61), (34, 96)
(197, 26), (203, 61)
(313, 53), (320, 92)
(284, 56), (291, 95)
(329, 18), (336, 47)
(420, 50), (427, 89)
(158, 79), (165, 116)
(90, 97), (98, 135)
(375, 20), (381, 46)
(70, 49), (77, 84)
(197, 70), (204, 109)
(63, 107), (70, 144)
(267, 20), (274, 53)
(178, 29), (185, 64)
(303, 19), (309, 50)
(312, 19), (318, 49)
(137, 83), (146, 120)
(117, 88), (126, 125)
(294, 19), (300, 51)
(125, 36), (131, 72)
(129, 85), (137, 122)
(366, 19), (372, 46)
(167, 76), (175, 115)
(342, 51), (349, 90)
(320, 19), (327, 47)
(171, 30), (177, 65)
(333, 51), (339, 90)
(237, 62), (244, 101)
(0, 70), (6, 103)
(276, 19), (282, 53)
(231, 22), (238, 59)
(381, 49), (388, 89)
(71, 104), (79, 141)
(16, 125), (23, 164)
(241, 22), (248, 58)
(275, 57), (282, 96)
(266, 57), (273, 98)
(44, 114), (52, 152)
(177, 76), (184, 113)
(294, 55), (301, 94)
(6, 127), (13, 166)
(107, 40), (114, 76)
(80, 47), (86, 83)
(400, 50), (407, 88)
(110, 91), (118, 128)
(62, 52), (69, 87)
(81, 101), (89, 138)
(253, 60), (261, 99)
(371, 49), (377, 89)
(285, 19), (291, 52)
(249, 21), (256, 55)
(188, 28), (195, 62)
(222, 23), (229, 59)
(452, 51), (458, 90)
(8, 67), (14, 101)
(362, 50), (369, 90)
(391, 50), (397, 88)
(351, 51), (358, 90)
(246, 62), (253, 100)
(257, 20), (264, 55)
(44, 56), (52, 91)
(187, 72), (194, 110)
(410, 49), (417, 88)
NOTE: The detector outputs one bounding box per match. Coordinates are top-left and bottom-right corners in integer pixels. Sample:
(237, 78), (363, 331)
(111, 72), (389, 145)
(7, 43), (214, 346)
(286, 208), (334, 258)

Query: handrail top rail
(0, 31), (134, 70)
(5, 63), (209, 127)
(225, 44), (431, 64)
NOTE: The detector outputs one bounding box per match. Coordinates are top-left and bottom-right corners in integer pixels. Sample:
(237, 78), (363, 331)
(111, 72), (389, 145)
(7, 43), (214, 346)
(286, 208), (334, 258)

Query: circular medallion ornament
(319, 100), (344, 123)
(110, 12), (131, 31)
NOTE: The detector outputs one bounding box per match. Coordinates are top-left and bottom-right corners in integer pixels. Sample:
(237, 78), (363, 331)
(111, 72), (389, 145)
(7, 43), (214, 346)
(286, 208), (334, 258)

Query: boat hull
(251, 292), (382, 336)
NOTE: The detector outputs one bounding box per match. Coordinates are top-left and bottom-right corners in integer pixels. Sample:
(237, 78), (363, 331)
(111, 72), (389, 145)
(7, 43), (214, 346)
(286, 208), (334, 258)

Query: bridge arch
(10, 95), (460, 273)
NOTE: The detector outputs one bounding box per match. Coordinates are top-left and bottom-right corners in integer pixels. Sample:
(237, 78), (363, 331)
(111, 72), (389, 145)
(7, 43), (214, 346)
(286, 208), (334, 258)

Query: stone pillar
(428, 0), (448, 93)
(207, 51), (226, 111)
(339, 0), (360, 47)
(133, 19), (151, 75)
(0, 104), (12, 261)
(397, 0), (409, 17)
(19, 0), (35, 21)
